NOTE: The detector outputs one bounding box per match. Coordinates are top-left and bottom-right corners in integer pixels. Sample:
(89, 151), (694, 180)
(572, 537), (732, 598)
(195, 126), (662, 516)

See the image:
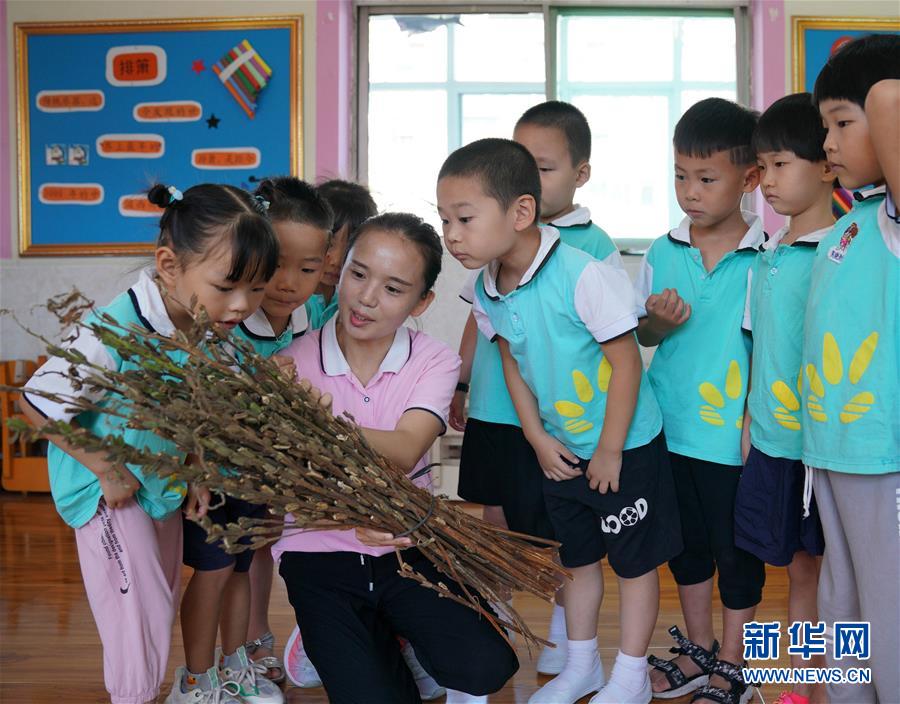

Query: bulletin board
(792, 17), (899, 219)
(15, 17), (302, 256)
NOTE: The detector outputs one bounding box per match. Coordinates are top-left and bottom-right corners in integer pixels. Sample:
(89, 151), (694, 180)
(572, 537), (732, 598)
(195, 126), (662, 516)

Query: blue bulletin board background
(794, 19), (900, 93)
(792, 17), (899, 218)
(15, 17), (301, 256)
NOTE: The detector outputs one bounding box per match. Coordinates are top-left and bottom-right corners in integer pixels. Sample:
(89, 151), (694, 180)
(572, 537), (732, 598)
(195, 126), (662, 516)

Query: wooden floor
(1, 493), (797, 703)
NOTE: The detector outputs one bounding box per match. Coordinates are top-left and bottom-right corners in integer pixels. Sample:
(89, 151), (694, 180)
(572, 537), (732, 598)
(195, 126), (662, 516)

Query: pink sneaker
(774, 692), (809, 704)
(283, 626), (322, 688)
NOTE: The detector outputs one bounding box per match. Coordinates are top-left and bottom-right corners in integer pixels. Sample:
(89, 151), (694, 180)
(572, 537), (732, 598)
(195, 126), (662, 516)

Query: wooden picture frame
(15, 16), (302, 256)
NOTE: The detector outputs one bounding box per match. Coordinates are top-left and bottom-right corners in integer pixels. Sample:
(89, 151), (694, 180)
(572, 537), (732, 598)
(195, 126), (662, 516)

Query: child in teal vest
(735, 93), (836, 704)
(638, 99), (765, 704)
(804, 36), (900, 703)
(452, 101), (625, 675)
(306, 180), (378, 330)
(232, 177), (333, 685)
(23, 183), (280, 704)
(439, 138), (681, 704)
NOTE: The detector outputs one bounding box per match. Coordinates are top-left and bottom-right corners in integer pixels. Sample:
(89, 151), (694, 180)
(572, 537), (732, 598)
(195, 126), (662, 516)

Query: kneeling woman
(272, 213), (519, 703)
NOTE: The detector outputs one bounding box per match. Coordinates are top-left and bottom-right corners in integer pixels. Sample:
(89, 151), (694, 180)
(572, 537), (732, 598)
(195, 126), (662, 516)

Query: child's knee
(715, 547), (764, 609)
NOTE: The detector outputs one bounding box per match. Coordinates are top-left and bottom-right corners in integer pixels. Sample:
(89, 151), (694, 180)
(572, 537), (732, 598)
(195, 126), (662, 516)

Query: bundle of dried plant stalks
(5, 293), (568, 648)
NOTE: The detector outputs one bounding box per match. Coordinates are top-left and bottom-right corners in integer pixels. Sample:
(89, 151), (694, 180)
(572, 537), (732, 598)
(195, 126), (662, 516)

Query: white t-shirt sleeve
(23, 325), (118, 422)
(633, 255), (654, 318)
(471, 296), (498, 341)
(602, 248), (626, 271)
(742, 269), (753, 332)
(574, 261), (639, 343)
(458, 269), (480, 304)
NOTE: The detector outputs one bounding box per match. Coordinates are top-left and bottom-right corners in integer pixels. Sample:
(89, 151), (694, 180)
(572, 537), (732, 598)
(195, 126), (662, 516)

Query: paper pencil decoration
(832, 187), (853, 220)
(213, 40), (273, 119)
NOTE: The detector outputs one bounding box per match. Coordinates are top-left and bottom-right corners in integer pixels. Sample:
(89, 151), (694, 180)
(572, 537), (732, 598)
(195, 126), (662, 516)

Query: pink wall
(751, 0), (788, 234)
(315, 0), (352, 181)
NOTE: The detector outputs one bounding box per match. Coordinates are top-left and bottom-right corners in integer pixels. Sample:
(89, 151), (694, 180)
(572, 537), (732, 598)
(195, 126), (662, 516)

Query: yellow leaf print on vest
(554, 358), (612, 435)
(806, 332), (878, 424)
(770, 371), (803, 431)
(698, 360), (744, 429)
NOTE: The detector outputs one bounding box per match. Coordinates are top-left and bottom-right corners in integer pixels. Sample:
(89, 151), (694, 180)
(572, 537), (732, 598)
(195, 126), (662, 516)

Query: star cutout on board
(192, 59), (206, 74)
(206, 114), (220, 129)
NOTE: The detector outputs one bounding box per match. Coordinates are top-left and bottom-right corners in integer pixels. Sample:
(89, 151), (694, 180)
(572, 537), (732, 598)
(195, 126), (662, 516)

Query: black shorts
(542, 433), (683, 576)
(734, 445), (825, 566)
(667, 453), (766, 610)
(183, 495), (268, 572)
(457, 418), (555, 541)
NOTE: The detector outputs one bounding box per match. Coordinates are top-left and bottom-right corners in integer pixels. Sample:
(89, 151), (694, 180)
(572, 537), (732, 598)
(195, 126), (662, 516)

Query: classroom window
(359, 7), (745, 245)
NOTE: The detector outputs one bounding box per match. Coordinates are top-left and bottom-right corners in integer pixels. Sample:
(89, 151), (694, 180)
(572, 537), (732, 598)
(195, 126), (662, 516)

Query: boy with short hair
(804, 35), (899, 702)
(439, 138), (682, 704)
(735, 92), (835, 704)
(636, 98), (765, 704)
(452, 101), (623, 675)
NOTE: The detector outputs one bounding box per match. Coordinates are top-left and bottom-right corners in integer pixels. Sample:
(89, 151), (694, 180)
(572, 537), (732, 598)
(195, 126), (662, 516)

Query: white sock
(529, 638), (605, 704)
(548, 603), (567, 644)
(445, 690), (487, 704)
(608, 650), (649, 693)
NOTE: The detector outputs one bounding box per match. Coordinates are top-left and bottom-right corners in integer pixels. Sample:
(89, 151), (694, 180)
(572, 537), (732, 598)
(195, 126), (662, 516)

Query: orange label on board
(119, 195), (165, 217)
(96, 134), (165, 159)
(106, 46), (167, 86)
(133, 101), (202, 122)
(39, 183), (104, 205)
(191, 147), (260, 169)
(36, 90), (104, 112)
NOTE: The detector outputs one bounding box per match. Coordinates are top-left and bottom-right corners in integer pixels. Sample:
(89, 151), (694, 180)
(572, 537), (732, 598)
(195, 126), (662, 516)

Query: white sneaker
(528, 657), (606, 704)
(283, 625), (323, 688)
(218, 646), (284, 704)
(166, 666), (243, 704)
(401, 641), (446, 700)
(589, 676), (652, 704)
(536, 641), (568, 675)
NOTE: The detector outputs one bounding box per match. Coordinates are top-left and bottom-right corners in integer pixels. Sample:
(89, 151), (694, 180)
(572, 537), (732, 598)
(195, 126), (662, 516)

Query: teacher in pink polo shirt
(272, 213), (519, 704)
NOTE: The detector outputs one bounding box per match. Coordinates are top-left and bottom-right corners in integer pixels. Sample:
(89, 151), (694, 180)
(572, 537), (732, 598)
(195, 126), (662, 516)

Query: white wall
(1, 0), (317, 358)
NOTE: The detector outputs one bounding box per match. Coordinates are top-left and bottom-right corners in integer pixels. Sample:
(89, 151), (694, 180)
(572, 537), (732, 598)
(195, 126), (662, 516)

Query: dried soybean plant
(4, 292), (568, 648)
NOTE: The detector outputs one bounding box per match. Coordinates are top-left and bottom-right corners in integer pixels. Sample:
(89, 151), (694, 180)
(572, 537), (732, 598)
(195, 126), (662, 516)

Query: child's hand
(449, 390), (467, 432)
(298, 378), (333, 413)
(272, 354), (297, 380)
(355, 527), (413, 548)
(586, 448), (622, 494)
(645, 288), (691, 335)
(184, 484), (211, 520)
(531, 432), (581, 481)
(98, 466), (141, 509)
(741, 410), (752, 465)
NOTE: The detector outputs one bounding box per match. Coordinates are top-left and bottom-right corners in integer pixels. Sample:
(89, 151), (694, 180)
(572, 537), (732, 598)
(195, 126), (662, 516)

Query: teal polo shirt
(635, 212), (764, 466)
(234, 305), (309, 357)
(801, 187), (899, 474)
(305, 292), (338, 330)
(744, 224), (829, 460)
(23, 270), (188, 528)
(473, 227), (662, 459)
(460, 209), (622, 427)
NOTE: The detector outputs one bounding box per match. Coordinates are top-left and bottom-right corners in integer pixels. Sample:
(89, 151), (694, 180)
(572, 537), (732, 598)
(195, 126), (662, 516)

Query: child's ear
(512, 194), (538, 232)
(155, 246), (181, 288)
(575, 160), (591, 188)
(820, 160), (836, 183)
(742, 163), (761, 193)
(411, 289), (435, 318)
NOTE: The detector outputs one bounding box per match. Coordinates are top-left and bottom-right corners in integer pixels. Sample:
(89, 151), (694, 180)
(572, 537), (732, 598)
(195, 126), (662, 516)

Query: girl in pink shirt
(273, 213), (518, 703)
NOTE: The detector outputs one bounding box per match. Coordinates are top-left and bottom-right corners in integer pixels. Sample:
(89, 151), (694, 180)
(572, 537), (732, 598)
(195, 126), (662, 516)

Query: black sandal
(690, 658), (755, 704)
(648, 625), (720, 699)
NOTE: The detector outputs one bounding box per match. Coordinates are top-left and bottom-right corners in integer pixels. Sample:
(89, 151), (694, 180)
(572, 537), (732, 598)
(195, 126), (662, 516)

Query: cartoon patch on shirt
(827, 222), (859, 264)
